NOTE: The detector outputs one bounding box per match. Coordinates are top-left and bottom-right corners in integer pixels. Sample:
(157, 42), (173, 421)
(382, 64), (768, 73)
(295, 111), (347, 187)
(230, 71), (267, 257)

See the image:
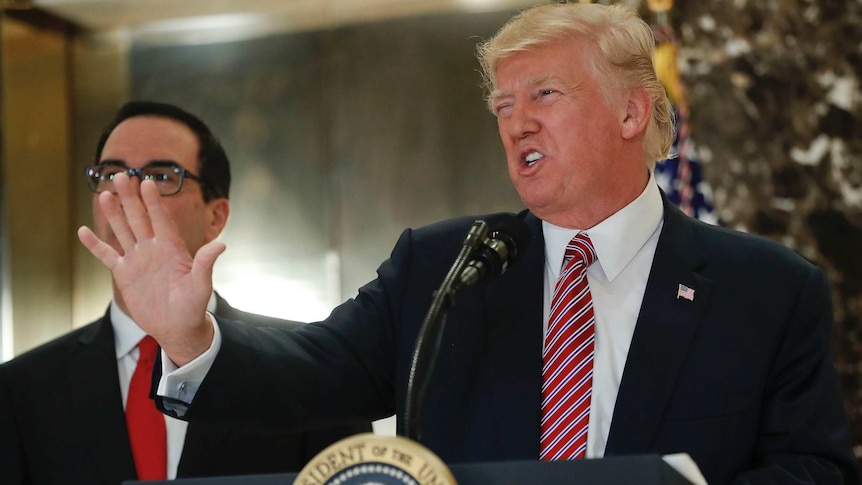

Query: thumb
(77, 225), (120, 269)
(192, 240), (226, 285)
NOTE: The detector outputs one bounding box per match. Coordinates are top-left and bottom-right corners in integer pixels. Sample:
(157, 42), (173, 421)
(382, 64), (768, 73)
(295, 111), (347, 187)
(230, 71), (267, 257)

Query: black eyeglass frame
(85, 161), (205, 197)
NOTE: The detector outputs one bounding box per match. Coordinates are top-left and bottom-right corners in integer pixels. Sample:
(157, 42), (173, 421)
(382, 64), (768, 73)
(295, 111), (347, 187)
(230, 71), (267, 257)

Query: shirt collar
(112, 292), (218, 359)
(543, 171), (664, 282)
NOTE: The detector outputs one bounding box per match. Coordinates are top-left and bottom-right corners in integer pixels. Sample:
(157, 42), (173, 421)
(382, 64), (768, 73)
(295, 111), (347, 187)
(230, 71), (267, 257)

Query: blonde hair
(477, 2), (673, 167)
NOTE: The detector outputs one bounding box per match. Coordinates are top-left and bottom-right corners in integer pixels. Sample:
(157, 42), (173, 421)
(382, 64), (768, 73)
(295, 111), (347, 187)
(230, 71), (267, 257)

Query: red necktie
(126, 335), (167, 480)
(540, 233), (597, 461)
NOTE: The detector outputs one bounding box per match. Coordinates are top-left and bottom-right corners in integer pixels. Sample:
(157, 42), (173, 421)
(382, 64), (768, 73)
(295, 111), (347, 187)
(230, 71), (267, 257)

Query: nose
(507, 103), (540, 140)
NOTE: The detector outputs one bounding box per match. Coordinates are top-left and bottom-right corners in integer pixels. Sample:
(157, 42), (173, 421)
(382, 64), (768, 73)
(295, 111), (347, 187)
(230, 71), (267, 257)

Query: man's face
(492, 38), (637, 228)
(93, 116), (227, 257)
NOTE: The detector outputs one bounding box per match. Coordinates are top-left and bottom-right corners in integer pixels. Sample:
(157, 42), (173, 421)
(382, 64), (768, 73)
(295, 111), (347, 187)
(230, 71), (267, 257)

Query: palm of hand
(77, 173), (224, 365)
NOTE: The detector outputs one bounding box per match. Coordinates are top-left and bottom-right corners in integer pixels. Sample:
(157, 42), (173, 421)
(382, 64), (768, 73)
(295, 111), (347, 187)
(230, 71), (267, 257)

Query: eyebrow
(526, 74), (557, 86)
(489, 74), (568, 102)
(98, 159), (181, 169)
(488, 90), (509, 104)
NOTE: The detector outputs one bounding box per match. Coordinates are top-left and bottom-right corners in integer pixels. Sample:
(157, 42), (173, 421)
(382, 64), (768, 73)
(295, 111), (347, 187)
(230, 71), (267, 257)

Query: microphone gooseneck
(402, 215), (530, 442)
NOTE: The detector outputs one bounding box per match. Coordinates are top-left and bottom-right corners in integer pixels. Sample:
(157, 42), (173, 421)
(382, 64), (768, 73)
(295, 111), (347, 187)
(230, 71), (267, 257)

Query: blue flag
(655, 108), (718, 225)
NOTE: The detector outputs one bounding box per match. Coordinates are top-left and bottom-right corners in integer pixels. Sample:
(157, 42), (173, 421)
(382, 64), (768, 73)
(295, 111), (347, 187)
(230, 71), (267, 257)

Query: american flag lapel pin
(677, 284), (695, 301)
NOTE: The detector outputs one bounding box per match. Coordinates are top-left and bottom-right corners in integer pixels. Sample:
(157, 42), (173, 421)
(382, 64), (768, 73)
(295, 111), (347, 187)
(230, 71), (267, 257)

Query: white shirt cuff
(157, 312), (222, 417)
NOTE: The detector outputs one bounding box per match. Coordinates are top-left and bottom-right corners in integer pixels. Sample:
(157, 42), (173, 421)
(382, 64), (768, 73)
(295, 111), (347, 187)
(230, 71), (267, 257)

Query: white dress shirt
(114, 293), (217, 479)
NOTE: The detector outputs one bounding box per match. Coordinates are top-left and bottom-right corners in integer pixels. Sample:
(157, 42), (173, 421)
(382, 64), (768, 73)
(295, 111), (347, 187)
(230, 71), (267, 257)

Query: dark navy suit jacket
(163, 196), (857, 485)
(0, 295), (370, 484)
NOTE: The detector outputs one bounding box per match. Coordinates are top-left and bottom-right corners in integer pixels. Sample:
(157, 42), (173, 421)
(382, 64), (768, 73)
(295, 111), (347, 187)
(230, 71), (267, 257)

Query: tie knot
(137, 336), (158, 362)
(564, 233), (597, 269)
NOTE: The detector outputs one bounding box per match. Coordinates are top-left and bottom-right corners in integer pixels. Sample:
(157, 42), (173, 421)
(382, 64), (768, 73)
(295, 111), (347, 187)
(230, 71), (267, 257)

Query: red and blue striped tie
(540, 233), (597, 461)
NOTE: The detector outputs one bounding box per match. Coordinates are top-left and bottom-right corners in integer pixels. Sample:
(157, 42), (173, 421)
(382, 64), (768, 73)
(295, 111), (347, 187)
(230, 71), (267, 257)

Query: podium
(123, 455), (693, 484)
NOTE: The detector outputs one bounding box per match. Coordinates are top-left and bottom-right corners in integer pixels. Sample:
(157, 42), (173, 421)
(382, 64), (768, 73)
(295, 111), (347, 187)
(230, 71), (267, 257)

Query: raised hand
(77, 173), (225, 366)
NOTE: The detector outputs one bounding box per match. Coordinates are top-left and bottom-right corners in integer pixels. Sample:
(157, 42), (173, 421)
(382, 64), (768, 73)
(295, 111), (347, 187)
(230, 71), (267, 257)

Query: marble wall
(662, 0), (862, 459)
(129, 0), (862, 462)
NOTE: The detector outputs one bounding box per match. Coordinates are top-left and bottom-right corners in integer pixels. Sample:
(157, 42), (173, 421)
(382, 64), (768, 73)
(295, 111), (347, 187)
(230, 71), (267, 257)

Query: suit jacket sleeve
(211, 294), (375, 441)
(157, 215), (486, 433)
(161, 229), (424, 431)
(732, 267), (858, 484)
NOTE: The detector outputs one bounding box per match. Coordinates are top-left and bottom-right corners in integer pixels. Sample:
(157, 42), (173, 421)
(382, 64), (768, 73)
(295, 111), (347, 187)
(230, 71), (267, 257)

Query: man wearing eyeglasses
(0, 101), (369, 484)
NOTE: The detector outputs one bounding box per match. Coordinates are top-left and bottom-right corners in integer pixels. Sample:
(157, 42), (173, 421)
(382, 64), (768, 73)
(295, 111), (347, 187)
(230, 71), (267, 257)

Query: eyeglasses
(85, 161), (204, 196)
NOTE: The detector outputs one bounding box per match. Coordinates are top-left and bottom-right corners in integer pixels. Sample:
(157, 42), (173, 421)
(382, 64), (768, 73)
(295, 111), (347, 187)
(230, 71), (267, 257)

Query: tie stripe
(541, 233), (597, 461)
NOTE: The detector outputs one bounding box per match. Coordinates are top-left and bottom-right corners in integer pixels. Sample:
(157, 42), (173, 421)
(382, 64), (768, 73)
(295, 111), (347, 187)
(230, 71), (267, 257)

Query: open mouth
(524, 151), (544, 167)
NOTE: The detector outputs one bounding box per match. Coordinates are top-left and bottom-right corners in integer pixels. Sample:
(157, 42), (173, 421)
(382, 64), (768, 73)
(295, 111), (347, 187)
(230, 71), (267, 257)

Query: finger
(191, 240), (226, 289)
(99, 190), (137, 252)
(113, 173), (155, 242)
(140, 179), (181, 244)
(77, 226), (120, 269)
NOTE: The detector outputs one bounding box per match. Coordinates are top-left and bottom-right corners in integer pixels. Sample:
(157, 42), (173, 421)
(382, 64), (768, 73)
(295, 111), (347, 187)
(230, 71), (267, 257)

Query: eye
(495, 102), (513, 118)
(144, 172), (169, 182)
(143, 167), (181, 184)
(537, 88), (562, 100)
(99, 166), (124, 180)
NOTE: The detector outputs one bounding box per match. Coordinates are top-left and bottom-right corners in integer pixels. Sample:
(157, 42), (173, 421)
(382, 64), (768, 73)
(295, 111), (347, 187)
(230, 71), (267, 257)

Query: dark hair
(95, 101), (231, 201)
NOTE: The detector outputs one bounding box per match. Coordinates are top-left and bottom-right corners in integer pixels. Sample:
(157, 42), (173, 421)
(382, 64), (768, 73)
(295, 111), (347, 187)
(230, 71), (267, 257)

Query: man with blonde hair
(76, 3), (856, 484)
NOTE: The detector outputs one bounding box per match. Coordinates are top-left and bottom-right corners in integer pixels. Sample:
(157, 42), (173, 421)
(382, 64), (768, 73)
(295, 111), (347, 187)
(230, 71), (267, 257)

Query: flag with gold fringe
(648, 0), (719, 225)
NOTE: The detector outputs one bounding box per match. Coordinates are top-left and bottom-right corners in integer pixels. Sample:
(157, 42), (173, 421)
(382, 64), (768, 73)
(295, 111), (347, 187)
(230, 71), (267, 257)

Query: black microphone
(458, 216), (531, 287)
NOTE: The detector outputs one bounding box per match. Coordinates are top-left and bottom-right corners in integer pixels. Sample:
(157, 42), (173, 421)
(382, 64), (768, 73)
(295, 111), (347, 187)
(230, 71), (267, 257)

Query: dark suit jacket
(164, 197), (858, 485)
(0, 295), (370, 485)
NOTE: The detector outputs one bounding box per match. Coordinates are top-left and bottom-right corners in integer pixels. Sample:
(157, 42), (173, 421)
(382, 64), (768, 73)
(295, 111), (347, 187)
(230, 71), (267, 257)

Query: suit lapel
(485, 212), (546, 459)
(66, 312), (138, 482)
(213, 293), (237, 320)
(605, 198), (713, 454)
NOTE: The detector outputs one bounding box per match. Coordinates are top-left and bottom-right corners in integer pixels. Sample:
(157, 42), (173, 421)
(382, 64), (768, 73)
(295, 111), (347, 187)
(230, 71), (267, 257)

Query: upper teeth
(525, 151), (544, 165)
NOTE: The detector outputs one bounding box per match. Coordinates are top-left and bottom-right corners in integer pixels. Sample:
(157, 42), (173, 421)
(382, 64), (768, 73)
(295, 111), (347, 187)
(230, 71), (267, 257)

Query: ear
(204, 198), (230, 242)
(621, 87), (652, 141)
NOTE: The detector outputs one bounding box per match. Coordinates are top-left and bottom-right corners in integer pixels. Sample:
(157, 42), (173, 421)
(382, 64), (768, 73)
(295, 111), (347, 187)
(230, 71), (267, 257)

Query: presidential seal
(294, 433), (456, 485)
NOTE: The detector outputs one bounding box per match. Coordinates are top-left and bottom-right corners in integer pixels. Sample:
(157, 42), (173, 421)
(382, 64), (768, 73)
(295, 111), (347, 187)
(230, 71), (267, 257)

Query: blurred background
(1, 0), (860, 464)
